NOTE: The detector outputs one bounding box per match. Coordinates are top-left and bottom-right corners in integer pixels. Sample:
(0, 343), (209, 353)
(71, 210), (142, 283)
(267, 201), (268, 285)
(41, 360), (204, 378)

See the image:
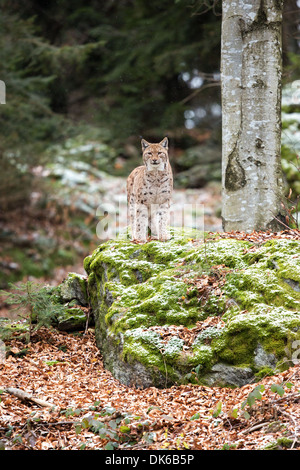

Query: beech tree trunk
(221, 0), (285, 232)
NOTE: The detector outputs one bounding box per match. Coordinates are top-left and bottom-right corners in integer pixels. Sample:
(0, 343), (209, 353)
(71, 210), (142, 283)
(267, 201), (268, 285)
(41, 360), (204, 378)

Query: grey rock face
(254, 344), (277, 369)
(202, 363), (254, 388)
(58, 273), (88, 306)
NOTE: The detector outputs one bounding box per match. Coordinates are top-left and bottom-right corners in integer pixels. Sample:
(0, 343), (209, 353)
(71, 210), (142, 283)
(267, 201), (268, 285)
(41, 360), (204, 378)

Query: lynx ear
(141, 139), (150, 151)
(160, 137), (168, 149)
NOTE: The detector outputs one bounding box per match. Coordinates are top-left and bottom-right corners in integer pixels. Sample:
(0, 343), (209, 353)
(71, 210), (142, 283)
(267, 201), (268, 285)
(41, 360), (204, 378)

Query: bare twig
(240, 422), (269, 435)
(1, 387), (57, 409)
(273, 405), (299, 449)
(180, 82), (220, 105)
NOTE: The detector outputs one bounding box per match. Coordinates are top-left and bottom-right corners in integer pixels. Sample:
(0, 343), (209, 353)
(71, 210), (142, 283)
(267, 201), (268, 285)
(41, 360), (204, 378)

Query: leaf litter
(1, 326), (300, 451)
(1, 228), (300, 450)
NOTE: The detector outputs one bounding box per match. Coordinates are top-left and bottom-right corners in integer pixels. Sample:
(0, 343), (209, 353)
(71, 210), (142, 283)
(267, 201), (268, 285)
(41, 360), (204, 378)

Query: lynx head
(141, 137), (169, 172)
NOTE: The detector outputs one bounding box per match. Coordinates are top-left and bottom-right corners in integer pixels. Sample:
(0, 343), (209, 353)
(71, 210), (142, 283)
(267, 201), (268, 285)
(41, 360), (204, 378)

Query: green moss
(88, 239), (165, 286)
(140, 238), (194, 265)
(0, 318), (29, 341)
(225, 268), (299, 309)
(276, 437), (294, 449)
(122, 329), (180, 383)
(57, 307), (87, 331)
(223, 239), (300, 311)
(186, 238), (251, 269)
(264, 436), (294, 450)
(121, 327), (207, 384)
(83, 254), (92, 273)
(194, 327), (223, 345)
(125, 328), (164, 352)
(163, 336), (185, 359)
(188, 344), (215, 369)
(212, 306), (300, 368)
(57, 272), (88, 306)
(255, 367), (275, 379)
(86, 232), (300, 387)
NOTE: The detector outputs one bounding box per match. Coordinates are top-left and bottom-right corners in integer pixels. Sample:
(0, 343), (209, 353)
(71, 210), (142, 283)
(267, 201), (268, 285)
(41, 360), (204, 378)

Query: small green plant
(222, 442), (237, 450)
(212, 401), (222, 418)
(264, 437), (294, 450)
(242, 384), (265, 409)
(74, 404), (152, 450)
(190, 412), (201, 421)
(61, 407), (83, 418)
(0, 281), (65, 342)
(270, 383), (285, 397)
(230, 380), (294, 421)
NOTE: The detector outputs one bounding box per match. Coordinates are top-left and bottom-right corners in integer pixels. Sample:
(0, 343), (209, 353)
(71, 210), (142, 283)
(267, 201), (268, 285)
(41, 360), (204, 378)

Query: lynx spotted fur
(127, 137), (173, 242)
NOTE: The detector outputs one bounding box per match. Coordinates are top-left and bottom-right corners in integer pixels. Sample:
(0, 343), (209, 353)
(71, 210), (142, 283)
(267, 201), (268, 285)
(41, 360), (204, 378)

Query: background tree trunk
(221, 0), (285, 232)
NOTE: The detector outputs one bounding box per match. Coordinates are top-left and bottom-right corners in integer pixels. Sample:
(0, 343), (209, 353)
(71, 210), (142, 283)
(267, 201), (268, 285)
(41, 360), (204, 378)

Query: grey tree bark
(221, 0), (285, 232)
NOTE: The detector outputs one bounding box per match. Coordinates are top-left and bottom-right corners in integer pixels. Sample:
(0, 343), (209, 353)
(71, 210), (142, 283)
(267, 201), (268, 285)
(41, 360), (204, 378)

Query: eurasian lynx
(127, 137), (173, 242)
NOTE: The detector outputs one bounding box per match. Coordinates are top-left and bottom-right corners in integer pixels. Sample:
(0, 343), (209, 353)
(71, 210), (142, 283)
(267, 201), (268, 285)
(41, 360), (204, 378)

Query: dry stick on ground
(240, 422), (269, 435)
(273, 404), (300, 449)
(1, 387), (57, 409)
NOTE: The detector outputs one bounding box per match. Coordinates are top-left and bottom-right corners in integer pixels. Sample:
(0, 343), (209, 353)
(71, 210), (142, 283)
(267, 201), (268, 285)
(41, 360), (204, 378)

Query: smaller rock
(254, 343), (277, 369)
(283, 278), (300, 292)
(58, 273), (88, 306)
(202, 363), (254, 387)
(56, 307), (88, 332)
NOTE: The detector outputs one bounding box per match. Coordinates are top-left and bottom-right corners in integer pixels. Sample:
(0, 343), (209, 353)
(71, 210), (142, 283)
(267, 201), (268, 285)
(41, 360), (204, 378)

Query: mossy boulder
(0, 274), (92, 339)
(56, 272), (88, 307)
(84, 230), (300, 388)
(51, 272), (92, 331)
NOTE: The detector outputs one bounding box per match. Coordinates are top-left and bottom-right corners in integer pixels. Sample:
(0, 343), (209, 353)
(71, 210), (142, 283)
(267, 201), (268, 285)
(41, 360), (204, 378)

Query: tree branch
(1, 387), (57, 409)
(180, 82), (220, 105)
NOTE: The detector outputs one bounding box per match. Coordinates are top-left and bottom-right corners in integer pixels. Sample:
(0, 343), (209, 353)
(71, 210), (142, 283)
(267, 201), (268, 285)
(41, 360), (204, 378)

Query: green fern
(0, 281), (65, 342)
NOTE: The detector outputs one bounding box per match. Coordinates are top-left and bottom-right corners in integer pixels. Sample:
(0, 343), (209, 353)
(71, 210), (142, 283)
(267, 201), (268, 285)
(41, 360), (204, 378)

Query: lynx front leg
(135, 203), (148, 243)
(157, 201), (171, 241)
(149, 203), (159, 239)
(128, 196), (137, 240)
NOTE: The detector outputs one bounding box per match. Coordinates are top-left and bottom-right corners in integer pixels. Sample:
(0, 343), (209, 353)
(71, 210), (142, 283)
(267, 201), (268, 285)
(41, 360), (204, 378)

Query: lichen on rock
(57, 272), (88, 306)
(51, 272), (91, 331)
(84, 230), (300, 388)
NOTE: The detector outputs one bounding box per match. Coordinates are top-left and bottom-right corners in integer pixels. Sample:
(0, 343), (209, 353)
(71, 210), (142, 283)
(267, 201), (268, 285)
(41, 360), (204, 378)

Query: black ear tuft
(160, 137), (168, 149)
(141, 138), (150, 151)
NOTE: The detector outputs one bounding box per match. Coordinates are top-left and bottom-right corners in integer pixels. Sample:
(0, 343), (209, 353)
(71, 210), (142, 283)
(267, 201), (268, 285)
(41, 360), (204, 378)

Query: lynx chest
(140, 170), (173, 206)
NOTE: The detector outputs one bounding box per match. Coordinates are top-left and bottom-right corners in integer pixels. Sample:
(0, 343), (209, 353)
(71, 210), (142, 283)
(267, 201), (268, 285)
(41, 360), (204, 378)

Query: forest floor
(1, 178), (300, 451)
(1, 326), (300, 451)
